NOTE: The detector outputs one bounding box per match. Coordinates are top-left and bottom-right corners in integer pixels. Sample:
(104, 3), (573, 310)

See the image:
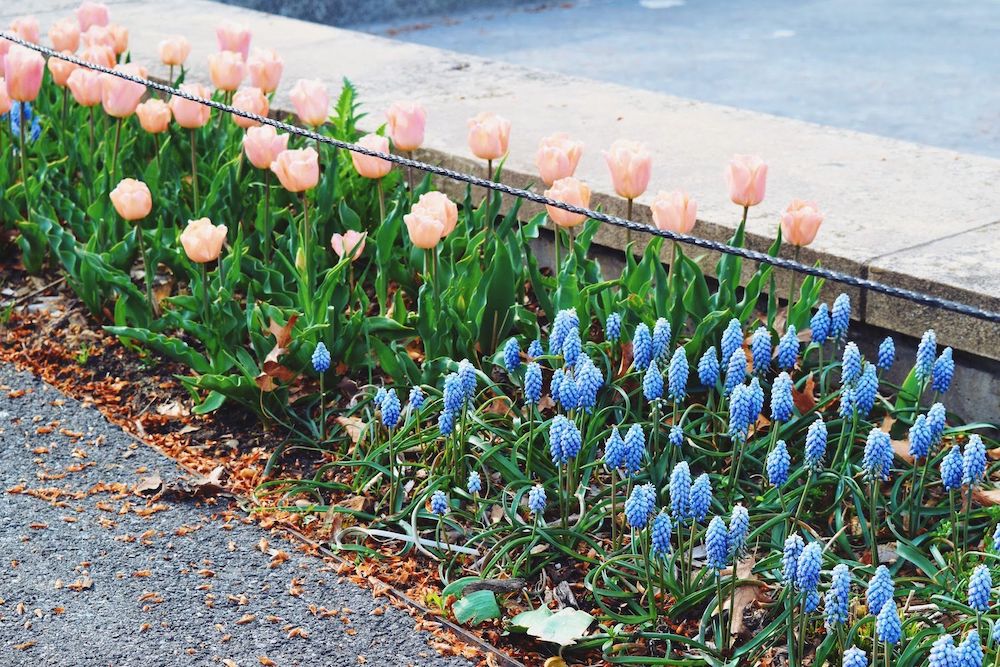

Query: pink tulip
(247, 48), (283, 93)
(3, 45), (44, 102)
(651, 190), (698, 235)
(403, 210), (445, 250)
(108, 24), (128, 55)
(10, 16), (40, 44)
(725, 154), (768, 208)
(351, 134), (392, 179)
(49, 19), (81, 53)
(216, 22), (251, 60)
(410, 191), (458, 237)
(158, 35), (191, 67)
(170, 83), (212, 129)
(231, 86), (268, 128)
(47, 54), (78, 88)
(76, 2), (110, 32)
(0, 79), (11, 115)
(535, 132), (583, 186)
(180, 218), (228, 263)
(81, 25), (114, 50)
(136, 98), (171, 134)
(603, 139), (652, 201)
(208, 50), (245, 92)
(780, 199), (824, 247)
(79, 44), (115, 69)
(243, 125), (288, 170)
(66, 68), (102, 106)
(289, 79), (328, 127)
(270, 147), (319, 193)
(110, 178), (152, 221)
(544, 177), (592, 228)
(100, 63), (146, 118)
(386, 101), (426, 152)
(330, 230), (367, 262)
(0, 41), (8, 75)
(467, 111), (510, 161)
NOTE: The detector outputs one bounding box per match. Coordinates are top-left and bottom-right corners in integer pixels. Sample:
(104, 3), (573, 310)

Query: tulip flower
(272, 148), (320, 283)
(100, 63), (145, 118)
(208, 50), (245, 93)
(386, 101), (426, 152)
(181, 217), (228, 318)
(170, 83), (212, 213)
(110, 178), (156, 310)
(67, 68), (102, 107)
(603, 139), (651, 248)
(81, 25), (114, 50)
(231, 87), (268, 128)
(76, 2), (110, 32)
(331, 230), (367, 262)
(536, 132), (583, 187)
(136, 98), (170, 134)
(216, 22), (251, 60)
(243, 125), (289, 261)
(158, 35), (190, 81)
(247, 48), (283, 93)
(351, 133), (392, 179)
(544, 177), (591, 229)
(289, 78), (328, 127)
(725, 154), (768, 210)
(79, 44), (115, 69)
(4, 45), (44, 102)
(49, 19), (81, 53)
(47, 54), (78, 88)
(108, 24), (128, 55)
(0, 79), (10, 116)
(780, 199), (823, 247)
(10, 16), (40, 44)
(410, 191), (458, 237)
(651, 190), (697, 235)
(467, 112), (510, 163)
(404, 210), (445, 250)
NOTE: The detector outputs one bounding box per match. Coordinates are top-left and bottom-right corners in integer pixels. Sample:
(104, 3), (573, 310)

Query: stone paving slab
(0, 362), (473, 667)
(4, 0), (999, 360)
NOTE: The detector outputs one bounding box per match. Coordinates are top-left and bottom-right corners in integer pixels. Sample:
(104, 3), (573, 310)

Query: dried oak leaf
(255, 315), (299, 392)
(791, 374), (817, 414)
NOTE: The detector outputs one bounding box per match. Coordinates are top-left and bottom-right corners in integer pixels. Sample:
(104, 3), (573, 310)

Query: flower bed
(2, 4), (1000, 665)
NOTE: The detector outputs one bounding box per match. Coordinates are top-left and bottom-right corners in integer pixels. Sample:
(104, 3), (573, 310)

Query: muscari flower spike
(527, 484), (546, 516)
(624, 483), (657, 529)
(875, 601), (901, 645)
(993, 523), (1000, 554)
(750, 326), (772, 374)
(527, 339), (543, 358)
(374, 386), (387, 406)
(877, 336), (895, 371)
(311, 342), (330, 373)
(575, 356), (604, 413)
(804, 591), (821, 613)
(839, 386), (856, 420)
(776, 325), (799, 370)
(458, 359), (477, 401)
(727, 383), (753, 442)
(467, 471), (482, 495)
(562, 327), (582, 368)
(959, 632), (984, 667)
(908, 414), (932, 460)
(524, 362), (543, 405)
(862, 427), (893, 481)
(652, 317), (672, 360)
(430, 490), (448, 515)
(782, 534), (804, 586)
(720, 318), (743, 365)
(557, 368), (579, 411)
(408, 386), (424, 411)
(804, 418), (828, 470)
(724, 348), (748, 396)
(698, 346), (720, 388)
(929, 635), (957, 667)
(915, 329), (937, 383)
(795, 542), (822, 593)
(771, 372), (794, 422)
(381, 389), (401, 429)
(969, 564), (992, 612)
(705, 516), (730, 572)
(842, 342), (862, 385)
(810, 303), (831, 345)
(855, 363), (879, 417)
(842, 647), (868, 667)
(623, 424), (645, 476)
(443, 373), (464, 413)
(831, 293), (851, 339)
(690, 473), (712, 523)
(650, 512), (672, 558)
(964, 434), (987, 488)
(502, 338), (521, 374)
(548, 415), (582, 465)
(669, 424), (684, 449)
(767, 440), (791, 488)
(605, 313), (622, 343)
(633, 323), (653, 372)
(667, 347), (688, 402)
(604, 426), (626, 471)
(748, 377), (765, 422)
(642, 359), (663, 402)
(669, 460), (692, 521)
(941, 445), (964, 492)
(728, 504), (750, 560)
(438, 409), (455, 436)
(932, 347), (955, 394)
(866, 565), (894, 616)
(928, 401), (947, 443)
(549, 308), (578, 356)
(824, 563), (851, 629)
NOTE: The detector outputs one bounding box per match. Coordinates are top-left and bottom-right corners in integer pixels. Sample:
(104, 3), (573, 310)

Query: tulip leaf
(451, 590), (500, 626)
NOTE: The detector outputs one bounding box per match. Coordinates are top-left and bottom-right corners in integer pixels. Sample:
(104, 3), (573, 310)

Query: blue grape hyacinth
(854, 363), (878, 417)
(877, 336), (895, 371)
(750, 326), (771, 374)
(776, 325), (799, 370)
(929, 635), (958, 667)
(804, 419), (828, 470)
(562, 327), (582, 367)
(960, 631), (984, 667)
(524, 362), (542, 405)
(915, 329), (937, 383)
(969, 564), (992, 612)
(964, 435), (987, 488)
(928, 402), (947, 443)
(728, 504), (750, 560)
(430, 490), (448, 516)
(690, 473), (712, 523)
(502, 338), (521, 374)
(557, 369), (579, 411)
(767, 440), (791, 487)
(311, 342), (330, 373)
(843, 647), (868, 667)
(771, 371), (794, 422)
(748, 377), (765, 421)
(842, 342), (862, 385)
(782, 534), (804, 586)
(527, 484), (547, 516)
(908, 414), (932, 461)
(575, 357), (604, 413)
(875, 602), (901, 645)
(932, 347), (955, 394)
(548, 415), (581, 465)
(804, 591), (821, 613)
(705, 516), (730, 571)
(831, 293), (851, 339)
(438, 410), (455, 436)
(605, 312), (622, 343)
(721, 318), (743, 365)
(866, 565), (894, 616)
(652, 317), (672, 360)
(810, 303), (831, 345)
(727, 383), (753, 442)
(724, 348), (748, 396)
(862, 427), (893, 481)
(795, 542), (822, 593)
(669, 424), (684, 449)
(625, 483), (657, 529)
(549, 368), (563, 405)
(623, 424), (645, 476)
(650, 512), (672, 558)
(839, 386), (856, 420)
(408, 386), (424, 411)
(549, 308), (577, 356)
(458, 359), (477, 400)
(443, 373), (464, 413)
(824, 563), (851, 629)
(642, 359), (663, 402)
(941, 445), (965, 492)
(698, 346), (720, 388)
(604, 426), (625, 471)
(667, 347), (688, 402)
(669, 460), (692, 521)
(527, 339), (543, 358)
(633, 323), (652, 372)
(381, 389), (401, 429)
(467, 471), (482, 495)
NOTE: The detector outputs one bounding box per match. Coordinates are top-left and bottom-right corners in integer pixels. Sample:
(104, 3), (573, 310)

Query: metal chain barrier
(4, 31), (999, 325)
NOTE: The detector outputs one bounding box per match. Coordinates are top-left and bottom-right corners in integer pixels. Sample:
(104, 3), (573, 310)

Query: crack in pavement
(0, 363), (474, 667)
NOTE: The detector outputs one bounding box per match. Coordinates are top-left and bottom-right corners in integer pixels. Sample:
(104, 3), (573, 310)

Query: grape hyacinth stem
(950, 490), (961, 575)
(318, 373), (325, 441)
(910, 456), (930, 534)
(869, 479), (880, 564)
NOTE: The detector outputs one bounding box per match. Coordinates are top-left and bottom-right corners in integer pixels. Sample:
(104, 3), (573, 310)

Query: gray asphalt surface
(0, 363), (473, 667)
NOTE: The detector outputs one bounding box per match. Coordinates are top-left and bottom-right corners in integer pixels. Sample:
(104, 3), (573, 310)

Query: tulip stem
(377, 178), (386, 231)
(301, 193), (312, 291)
(263, 170), (272, 263)
(625, 198), (633, 250)
(88, 107), (95, 154)
(190, 128), (200, 215)
(135, 222), (156, 316)
(200, 262), (209, 321)
(553, 221), (561, 275)
(110, 117), (123, 182)
(152, 132), (161, 175)
(18, 109), (30, 223)
(786, 246), (801, 330)
(61, 88), (68, 125)
(406, 151), (415, 201)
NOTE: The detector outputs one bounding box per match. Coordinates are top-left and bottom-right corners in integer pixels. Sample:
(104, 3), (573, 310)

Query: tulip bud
(110, 178), (152, 221)
(467, 112), (510, 161)
(410, 191), (458, 237)
(243, 125), (289, 170)
(67, 67), (102, 106)
(158, 35), (190, 67)
(651, 190), (697, 235)
(603, 139), (652, 200)
(780, 200), (823, 247)
(270, 148), (319, 193)
(208, 50), (245, 92)
(216, 21), (251, 60)
(725, 154), (768, 208)
(10, 16), (40, 44)
(180, 218), (228, 263)
(330, 231), (366, 262)
(47, 54), (78, 88)
(231, 86), (268, 128)
(49, 19), (81, 53)
(3, 45), (44, 102)
(247, 48), (283, 93)
(136, 98), (171, 134)
(289, 78), (328, 127)
(386, 101), (426, 152)
(100, 63), (146, 118)
(351, 134), (392, 179)
(403, 210), (445, 249)
(544, 177), (591, 228)
(76, 2), (110, 32)
(169, 83), (212, 129)
(535, 132), (583, 186)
